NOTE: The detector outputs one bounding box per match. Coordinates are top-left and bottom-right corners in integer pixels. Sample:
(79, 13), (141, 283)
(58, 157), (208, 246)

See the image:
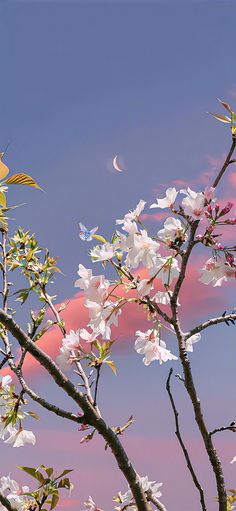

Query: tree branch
(146, 490), (167, 511)
(0, 308), (151, 511)
(213, 136), (236, 188)
(186, 313), (236, 339)
(210, 422), (236, 437)
(166, 369), (206, 511)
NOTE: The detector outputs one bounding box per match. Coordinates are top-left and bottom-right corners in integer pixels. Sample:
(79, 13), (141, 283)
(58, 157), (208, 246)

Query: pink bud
(207, 204), (212, 214)
(215, 203), (220, 213)
(205, 211), (211, 219)
(215, 242), (223, 250)
(221, 202), (234, 216)
(226, 254), (234, 265)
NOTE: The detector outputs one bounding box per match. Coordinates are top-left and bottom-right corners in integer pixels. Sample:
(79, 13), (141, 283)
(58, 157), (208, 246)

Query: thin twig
(166, 369), (206, 511)
(186, 313), (236, 339)
(213, 136), (236, 188)
(210, 422), (236, 437)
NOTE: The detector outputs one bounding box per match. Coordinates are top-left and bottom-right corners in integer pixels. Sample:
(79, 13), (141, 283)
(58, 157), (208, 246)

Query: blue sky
(1, 1), (236, 510)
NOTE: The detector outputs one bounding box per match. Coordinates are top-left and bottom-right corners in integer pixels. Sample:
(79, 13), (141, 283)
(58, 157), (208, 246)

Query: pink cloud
(1, 251), (233, 379)
(228, 172), (236, 188)
(140, 211), (169, 223)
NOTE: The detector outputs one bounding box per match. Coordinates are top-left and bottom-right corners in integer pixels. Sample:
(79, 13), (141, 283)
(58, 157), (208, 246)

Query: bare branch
(210, 422), (236, 437)
(213, 136), (236, 188)
(166, 369), (206, 511)
(186, 313), (236, 339)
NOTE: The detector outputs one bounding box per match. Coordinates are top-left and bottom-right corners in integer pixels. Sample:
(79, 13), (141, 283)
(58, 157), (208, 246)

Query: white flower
(150, 188), (178, 209)
(75, 265), (110, 303)
(116, 200), (146, 225)
(185, 333), (201, 352)
(85, 300), (121, 339)
(135, 329), (178, 366)
(56, 346), (73, 371)
(90, 243), (116, 262)
(199, 257), (236, 287)
(0, 475), (29, 511)
(157, 217), (187, 245)
(117, 475), (163, 507)
(0, 375), (12, 391)
(180, 187), (205, 219)
(150, 256), (180, 285)
(230, 456), (236, 464)
(81, 496), (104, 511)
(136, 279), (154, 298)
(125, 230), (160, 269)
(4, 427), (36, 448)
(152, 291), (170, 305)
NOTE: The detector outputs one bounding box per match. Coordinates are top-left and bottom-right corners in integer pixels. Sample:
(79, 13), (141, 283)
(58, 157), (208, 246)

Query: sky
(1, 1), (236, 510)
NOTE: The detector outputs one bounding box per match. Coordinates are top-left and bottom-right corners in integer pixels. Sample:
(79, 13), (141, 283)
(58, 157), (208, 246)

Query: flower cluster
(0, 474), (29, 511)
(0, 375), (36, 448)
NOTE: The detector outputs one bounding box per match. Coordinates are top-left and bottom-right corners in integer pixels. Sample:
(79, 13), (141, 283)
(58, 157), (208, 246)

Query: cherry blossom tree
(1, 100), (236, 511)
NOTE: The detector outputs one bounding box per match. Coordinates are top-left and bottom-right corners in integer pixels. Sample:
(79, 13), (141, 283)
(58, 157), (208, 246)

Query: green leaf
(17, 466), (44, 483)
(50, 492), (59, 510)
(54, 469), (73, 481)
(4, 173), (41, 189)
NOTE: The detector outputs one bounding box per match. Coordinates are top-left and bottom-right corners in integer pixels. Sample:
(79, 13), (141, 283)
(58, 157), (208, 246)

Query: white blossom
(4, 427), (36, 448)
(125, 230), (160, 269)
(180, 187), (205, 219)
(150, 188), (178, 209)
(150, 256), (180, 285)
(90, 243), (116, 262)
(135, 329), (178, 365)
(199, 257), (236, 287)
(116, 200), (146, 225)
(157, 217), (187, 244)
(117, 475), (163, 508)
(185, 333), (201, 352)
(75, 265), (110, 302)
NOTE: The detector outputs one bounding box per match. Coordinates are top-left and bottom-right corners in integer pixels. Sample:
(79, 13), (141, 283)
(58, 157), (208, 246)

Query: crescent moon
(112, 155), (124, 173)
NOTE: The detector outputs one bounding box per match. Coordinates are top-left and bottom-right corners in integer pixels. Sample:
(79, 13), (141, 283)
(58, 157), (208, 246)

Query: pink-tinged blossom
(90, 242), (116, 262)
(0, 475), (29, 511)
(0, 375), (12, 390)
(204, 186), (215, 202)
(180, 187), (205, 219)
(116, 200), (146, 225)
(125, 230), (160, 269)
(136, 278), (154, 298)
(135, 329), (178, 366)
(81, 496), (104, 511)
(150, 256), (180, 285)
(150, 188), (178, 209)
(85, 300), (121, 340)
(230, 456), (236, 464)
(56, 346), (73, 371)
(4, 427), (36, 448)
(185, 333), (201, 352)
(199, 257), (236, 287)
(152, 291), (170, 305)
(117, 475), (163, 508)
(75, 265), (110, 303)
(157, 217), (187, 244)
